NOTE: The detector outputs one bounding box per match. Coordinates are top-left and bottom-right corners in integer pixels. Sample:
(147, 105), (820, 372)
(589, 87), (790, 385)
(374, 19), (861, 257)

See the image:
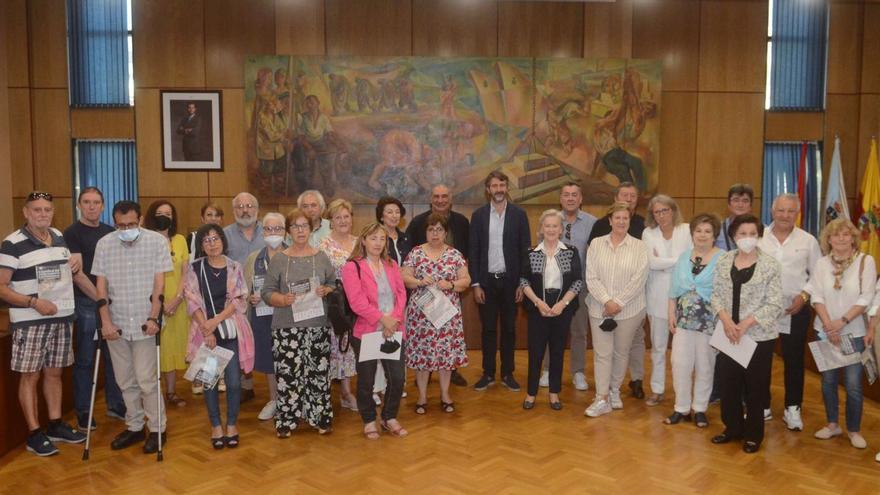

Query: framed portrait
(160, 90), (223, 170)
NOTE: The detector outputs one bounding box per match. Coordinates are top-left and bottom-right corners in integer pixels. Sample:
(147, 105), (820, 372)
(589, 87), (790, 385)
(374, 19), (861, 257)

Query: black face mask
(154, 215), (172, 231)
(379, 338), (401, 354)
(599, 318), (617, 332)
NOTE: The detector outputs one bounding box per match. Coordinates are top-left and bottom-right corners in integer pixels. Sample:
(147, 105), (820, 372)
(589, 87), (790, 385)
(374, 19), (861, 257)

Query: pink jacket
(340, 258), (407, 339)
(183, 257), (255, 373)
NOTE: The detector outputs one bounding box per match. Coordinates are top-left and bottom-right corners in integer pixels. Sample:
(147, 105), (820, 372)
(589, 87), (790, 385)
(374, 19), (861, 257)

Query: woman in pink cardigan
(183, 225), (255, 450)
(341, 222), (408, 440)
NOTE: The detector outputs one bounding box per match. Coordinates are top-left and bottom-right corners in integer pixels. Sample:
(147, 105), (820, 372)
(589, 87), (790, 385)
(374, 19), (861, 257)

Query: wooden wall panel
(698, 0), (767, 93)
(325, 0), (413, 56)
(8, 88), (34, 197)
(857, 94), (880, 182)
(827, 2), (863, 95)
(658, 91), (697, 198)
(694, 197), (763, 221)
(6, 0), (29, 88)
(134, 89), (209, 197)
(205, 0), (275, 88)
(208, 89), (246, 198)
(412, 0), (498, 57)
(764, 112), (825, 142)
(275, 0), (326, 55)
(498, 1), (584, 58)
(584, 0), (633, 59)
(632, 0), (700, 92)
(132, 0), (206, 88)
(861, 3), (880, 93)
(824, 94), (861, 198)
(694, 93), (765, 198)
(27, 0), (68, 88)
(674, 197), (695, 220)
(0, 0), (12, 237)
(31, 89), (71, 197)
(70, 108), (136, 139)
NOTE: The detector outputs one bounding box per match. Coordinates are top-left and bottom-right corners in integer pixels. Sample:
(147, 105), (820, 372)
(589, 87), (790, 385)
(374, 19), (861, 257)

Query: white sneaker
(610, 390), (623, 410)
(763, 408), (772, 421)
(539, 371), (550, 388)
(258, 400), (276, 421)
(572, 372), (589, 391)
(585, 397), (612, 418)
(783, 405), (803, 431)
(848, 432), (867, 449)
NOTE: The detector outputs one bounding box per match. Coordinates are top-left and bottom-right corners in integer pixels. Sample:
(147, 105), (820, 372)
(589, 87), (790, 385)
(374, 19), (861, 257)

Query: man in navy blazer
(469, 171), (531, 392)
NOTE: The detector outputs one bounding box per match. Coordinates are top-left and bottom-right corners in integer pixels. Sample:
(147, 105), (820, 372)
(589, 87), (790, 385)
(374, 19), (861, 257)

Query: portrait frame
(160, 90), (223, 171)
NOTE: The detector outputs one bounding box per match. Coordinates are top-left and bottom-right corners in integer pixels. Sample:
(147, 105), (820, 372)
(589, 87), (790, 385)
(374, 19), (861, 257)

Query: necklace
(27, 226), (50, 245)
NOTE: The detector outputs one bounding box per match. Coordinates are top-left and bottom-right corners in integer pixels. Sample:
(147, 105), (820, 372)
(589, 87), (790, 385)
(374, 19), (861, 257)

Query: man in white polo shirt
(757, 193), (820, 430)
(0, 191), (97, 456)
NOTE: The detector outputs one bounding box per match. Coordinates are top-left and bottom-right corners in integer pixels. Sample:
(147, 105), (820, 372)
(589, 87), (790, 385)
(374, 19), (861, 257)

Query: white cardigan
(642, 223), (692, 318)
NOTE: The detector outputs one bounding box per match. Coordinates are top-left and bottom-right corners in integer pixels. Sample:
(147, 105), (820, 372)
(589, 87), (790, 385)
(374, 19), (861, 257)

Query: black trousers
(478, 276), (518, 378)
(527, 304), (572, 396)
(766, 305), (811, 408)
(719, 339), (776, 444)
(351, 337), (406, 424)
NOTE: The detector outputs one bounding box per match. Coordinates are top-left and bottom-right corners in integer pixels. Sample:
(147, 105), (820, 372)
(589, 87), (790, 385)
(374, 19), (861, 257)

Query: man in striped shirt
(0, 191), (98, 456)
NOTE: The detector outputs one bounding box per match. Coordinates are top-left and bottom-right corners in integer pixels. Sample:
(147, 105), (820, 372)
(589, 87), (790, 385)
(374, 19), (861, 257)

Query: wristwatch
(842, 316), (850, 325)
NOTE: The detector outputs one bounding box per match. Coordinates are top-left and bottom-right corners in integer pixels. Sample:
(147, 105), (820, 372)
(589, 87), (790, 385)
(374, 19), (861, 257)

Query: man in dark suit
(176, 102), (202, 161)
(469, 171), (531, 392)
(406, 184), (471, 387)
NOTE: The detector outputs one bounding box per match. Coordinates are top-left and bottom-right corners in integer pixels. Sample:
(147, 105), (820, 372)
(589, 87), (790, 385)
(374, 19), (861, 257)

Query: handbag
(200, 259), (238, 339)
(326, 260), (361, 353)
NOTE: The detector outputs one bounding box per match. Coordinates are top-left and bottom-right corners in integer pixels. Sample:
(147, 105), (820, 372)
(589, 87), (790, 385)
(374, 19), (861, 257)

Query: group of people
(3, 175), (879, 462)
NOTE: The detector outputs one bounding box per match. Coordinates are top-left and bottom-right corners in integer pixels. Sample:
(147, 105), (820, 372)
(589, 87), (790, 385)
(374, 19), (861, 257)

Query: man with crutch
(92, 200), (172, 454)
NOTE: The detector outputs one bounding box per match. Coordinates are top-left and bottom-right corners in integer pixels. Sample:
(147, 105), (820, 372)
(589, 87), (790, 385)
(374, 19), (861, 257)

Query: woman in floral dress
(319, 199), (359, 411)
(401, 213), (470, 414)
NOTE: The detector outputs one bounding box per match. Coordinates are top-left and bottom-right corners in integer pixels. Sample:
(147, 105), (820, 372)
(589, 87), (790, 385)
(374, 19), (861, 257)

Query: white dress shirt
(585, 234), (649, 320)
(536, 241), (565, 290)
(642, 223), (692, 318)
(487, 202), (507, 274)
(758, 224), (821, 334)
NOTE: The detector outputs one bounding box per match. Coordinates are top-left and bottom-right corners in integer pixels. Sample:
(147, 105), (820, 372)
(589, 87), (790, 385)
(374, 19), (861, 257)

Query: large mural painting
(244, 56), (661, 205)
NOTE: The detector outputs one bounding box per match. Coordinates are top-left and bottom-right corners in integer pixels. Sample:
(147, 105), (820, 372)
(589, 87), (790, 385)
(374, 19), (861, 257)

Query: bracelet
(842, 316), (850, 325)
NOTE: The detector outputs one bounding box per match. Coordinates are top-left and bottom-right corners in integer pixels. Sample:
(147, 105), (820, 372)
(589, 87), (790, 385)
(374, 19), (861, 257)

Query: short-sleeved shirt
(63, 221), (114, 298)
(224, 222), (265, 266)
(0, 226), (76, 328)
(92, 229), (173, 341)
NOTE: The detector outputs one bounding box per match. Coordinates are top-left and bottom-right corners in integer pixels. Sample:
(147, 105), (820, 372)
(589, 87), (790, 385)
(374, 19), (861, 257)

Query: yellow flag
(857, 138), (880, 270)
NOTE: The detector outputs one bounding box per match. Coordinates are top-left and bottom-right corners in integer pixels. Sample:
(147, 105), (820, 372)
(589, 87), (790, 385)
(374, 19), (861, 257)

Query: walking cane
(142, 294), (165, 462)
(82, 298), (113, 461)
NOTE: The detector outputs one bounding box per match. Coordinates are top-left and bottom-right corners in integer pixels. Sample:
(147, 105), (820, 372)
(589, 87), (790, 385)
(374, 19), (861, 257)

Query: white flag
(824, 136), (850, 226)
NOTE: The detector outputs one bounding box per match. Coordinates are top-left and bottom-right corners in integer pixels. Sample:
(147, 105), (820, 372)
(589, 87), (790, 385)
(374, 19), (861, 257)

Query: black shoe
(450, 370), (468, 387)
(111, 429), (145, 450)
(743, 441), (760, 453)
(628, 379), (645, 399)
(143, 432), (167, 454)
(240, 388), (256, 404)
(473, 375), (495, 391)
(211, 436), (225, 450)
(224, 434), (239, 448)
(501, 375), (521, 392)
(522, 399), (535, 410)
(46, 421), (86, 444)
(26, 431), (59, 457)
(76, 412), (97, 432)
(711, 432), (741, 444)
(550, 401), (563, 411)
(694, 412), (709, 428)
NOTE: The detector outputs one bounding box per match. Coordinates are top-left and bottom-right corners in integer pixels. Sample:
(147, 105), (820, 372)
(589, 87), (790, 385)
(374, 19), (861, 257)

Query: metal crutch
(142, 294), (165, 462)
(82, 298), (112, 461)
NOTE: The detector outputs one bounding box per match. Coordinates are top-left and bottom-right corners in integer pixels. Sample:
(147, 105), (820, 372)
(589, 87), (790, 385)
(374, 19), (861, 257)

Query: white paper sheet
(290, 276), (324, 322)
(709, 320), (757, 369)
(253, 275), (274, 317)
(414, 286), (458, 329)
(358, 331), (403, 362)
(808, 340), (862, 372)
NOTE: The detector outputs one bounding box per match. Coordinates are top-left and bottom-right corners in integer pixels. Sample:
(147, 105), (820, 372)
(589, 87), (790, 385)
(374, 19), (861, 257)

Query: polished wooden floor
(1, 350), (879, 494)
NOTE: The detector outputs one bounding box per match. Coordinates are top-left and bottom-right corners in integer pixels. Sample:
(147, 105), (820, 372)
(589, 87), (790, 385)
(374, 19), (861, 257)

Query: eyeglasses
(427, 227), (446, 234)
(202, 236), (221, 245)
(115, 222), (139, 230)
(264, 226), (285, 234)
(691, 256), (705, 275)
(233, 203), (257, 210)
(653, 207), (672, 216)
(27, 191), (53, 202)
(290, 223), (311, 232)
(565, 223), (572, 241)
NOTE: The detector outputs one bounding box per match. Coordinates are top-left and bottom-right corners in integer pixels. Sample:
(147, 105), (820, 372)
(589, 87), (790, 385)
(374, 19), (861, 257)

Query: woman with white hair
(520, 209), (583, 411)
(641, 194), (691, 406)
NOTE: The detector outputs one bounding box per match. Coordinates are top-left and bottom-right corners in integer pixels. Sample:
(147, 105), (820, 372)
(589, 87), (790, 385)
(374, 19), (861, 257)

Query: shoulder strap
(859, 253), (866, 296)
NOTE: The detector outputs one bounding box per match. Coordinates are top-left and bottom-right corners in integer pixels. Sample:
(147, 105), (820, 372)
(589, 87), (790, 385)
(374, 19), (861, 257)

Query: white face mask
(736, 237), (758, 253)
(264, 235), (284, 249)
(118, 227), (140, 243)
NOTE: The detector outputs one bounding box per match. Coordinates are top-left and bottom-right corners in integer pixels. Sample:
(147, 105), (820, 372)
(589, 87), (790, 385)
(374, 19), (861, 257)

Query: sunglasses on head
(27, 191), (53, 202)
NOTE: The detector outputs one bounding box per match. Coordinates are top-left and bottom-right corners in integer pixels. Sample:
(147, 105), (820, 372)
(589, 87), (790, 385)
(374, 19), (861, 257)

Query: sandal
(694, 412), (709, 428)
(381, 419), (408, 438)
(663, 411), (692, 425)
(363, 422), (380, 440)
(415, 402), (428, 415)
(224, 434), (239, 448)
(211, 436), (225, 450)
(441, 401), (455, 413)
(165, 393), (187, 408)
(276, 427), (291, 439)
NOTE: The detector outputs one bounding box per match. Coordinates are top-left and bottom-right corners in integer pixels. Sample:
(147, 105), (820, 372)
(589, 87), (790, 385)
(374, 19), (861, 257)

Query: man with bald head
(224, 192), (265, 266)
(757, 193), (820, 430)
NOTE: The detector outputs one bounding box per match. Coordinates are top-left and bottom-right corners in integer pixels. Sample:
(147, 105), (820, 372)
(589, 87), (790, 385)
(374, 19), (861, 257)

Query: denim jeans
(73, 295), (126, 416)
(821, 336), (864, 432)
(203, 338), (241, 427)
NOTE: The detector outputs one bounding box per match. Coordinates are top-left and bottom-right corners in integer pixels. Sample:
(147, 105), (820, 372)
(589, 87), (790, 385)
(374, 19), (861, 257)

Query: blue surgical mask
(118, 227), (140, 242)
